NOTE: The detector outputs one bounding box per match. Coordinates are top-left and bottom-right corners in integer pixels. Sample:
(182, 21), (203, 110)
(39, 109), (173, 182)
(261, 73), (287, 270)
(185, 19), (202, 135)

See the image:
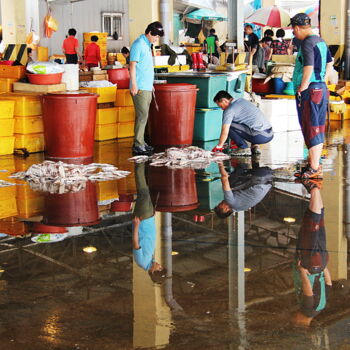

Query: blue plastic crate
(165, 75), (227, 108)
(196, 178), (224, 211)
(193, 108), (222, 141)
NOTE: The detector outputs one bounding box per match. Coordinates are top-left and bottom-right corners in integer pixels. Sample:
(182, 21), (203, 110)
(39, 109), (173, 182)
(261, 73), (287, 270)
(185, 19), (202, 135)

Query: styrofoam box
(153, 55), (187, 66)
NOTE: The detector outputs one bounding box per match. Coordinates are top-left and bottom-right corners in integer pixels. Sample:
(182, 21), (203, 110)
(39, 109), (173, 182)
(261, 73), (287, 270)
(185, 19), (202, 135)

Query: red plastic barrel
(107, 68), (130, 88)
(148, 167), (199, 212)
(41, 93), (98, 160)
(43, 181), (100, 226)
(148, 83), (198, 147)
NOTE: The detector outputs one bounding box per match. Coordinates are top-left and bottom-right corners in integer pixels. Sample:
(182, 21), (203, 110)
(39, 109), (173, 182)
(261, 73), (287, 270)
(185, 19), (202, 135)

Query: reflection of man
(293, 180), (332, 327)
(132, 163), (165, 281)
(214, 162), (273, 218)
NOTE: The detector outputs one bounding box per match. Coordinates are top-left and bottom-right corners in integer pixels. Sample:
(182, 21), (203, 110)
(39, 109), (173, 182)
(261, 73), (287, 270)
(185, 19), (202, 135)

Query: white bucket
(61, 64), (79, 91)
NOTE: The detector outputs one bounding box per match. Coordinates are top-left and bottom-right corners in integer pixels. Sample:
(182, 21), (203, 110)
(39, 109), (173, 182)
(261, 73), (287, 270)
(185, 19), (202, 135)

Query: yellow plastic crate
(0, 65), (26, 79)
(14, 133), (45, 153)
(0, 78), (18, 93)
(14, 116), (44, 134)
(83, 32), (108, 42)
(16, 183), (41, 199)
(96, 180), (119, 202)
(116, 53), (126, 65)
(0, 156), (15, 180)
(0, 136), (15, 155)
(0, 100), (15, 118)
(116, 107), (135, 123)
(93, 140), (118, 164)
(14, 152), (43, 172)
(0, 119), (15, 136)
(117, 121), (134, 139)
(0, 185), (16, 200)
(94, 123), (117, 141)
(0, 93), (42, 117)
(0, 197), (17, 219)
(16, 196), (44, 219)
(117, 175), (136, 196)
(37, 46), (49, 61)
(115, 89), (133, 107)
(96, 107), (118, 125)
(83, 86), (116, 103)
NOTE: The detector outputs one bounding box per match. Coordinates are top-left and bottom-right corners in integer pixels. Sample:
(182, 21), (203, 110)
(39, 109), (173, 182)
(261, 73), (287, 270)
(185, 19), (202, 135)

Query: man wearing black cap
(130, 22), (164, 156)
(291, 13), (333, 179)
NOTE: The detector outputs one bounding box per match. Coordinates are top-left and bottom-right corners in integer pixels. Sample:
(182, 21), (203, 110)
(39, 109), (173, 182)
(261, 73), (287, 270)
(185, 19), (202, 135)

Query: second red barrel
(41, 92), (98, 160)
(148, 83), (198, 147)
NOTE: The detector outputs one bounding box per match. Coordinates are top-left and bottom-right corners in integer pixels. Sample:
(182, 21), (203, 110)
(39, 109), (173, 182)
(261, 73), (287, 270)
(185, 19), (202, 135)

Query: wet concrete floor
(0, 119), (349, 349)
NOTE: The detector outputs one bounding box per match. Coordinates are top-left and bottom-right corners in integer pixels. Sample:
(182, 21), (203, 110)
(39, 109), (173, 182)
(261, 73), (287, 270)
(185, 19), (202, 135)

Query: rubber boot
(196, 52), (206, 71)
(191, 53), (198, 70)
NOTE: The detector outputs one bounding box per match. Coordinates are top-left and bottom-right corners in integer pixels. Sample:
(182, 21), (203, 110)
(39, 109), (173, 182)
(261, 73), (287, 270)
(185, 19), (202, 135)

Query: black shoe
(132, 145), (152, 156)
(144, 143), (154, 152)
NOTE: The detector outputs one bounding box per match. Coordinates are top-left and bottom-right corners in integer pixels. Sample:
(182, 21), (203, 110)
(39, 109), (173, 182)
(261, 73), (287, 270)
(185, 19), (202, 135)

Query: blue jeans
(229, 123), (274, 149)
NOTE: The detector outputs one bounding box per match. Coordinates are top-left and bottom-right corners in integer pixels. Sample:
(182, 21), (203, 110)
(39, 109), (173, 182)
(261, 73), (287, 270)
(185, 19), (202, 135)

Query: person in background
(121, 46), (130, 65)
(130, 21), (164, 156)
(202, 49), (220, 66)
(84, 35), (101, 70)
(212, 90), (273, 156)
(292, 180), (331, 327)
(291, 13), (333, 179)
(132, 162), (166, 282)
(26, 48), (33, 65)
(263, 29), (274, 39)
(291, 35), (302, 54)
(244, 24), (264, 71)
(62, 28), (81, 64)
(270, 28), (290, 57)
(205, 28), (221, 61)
(261, 37), (273, 71)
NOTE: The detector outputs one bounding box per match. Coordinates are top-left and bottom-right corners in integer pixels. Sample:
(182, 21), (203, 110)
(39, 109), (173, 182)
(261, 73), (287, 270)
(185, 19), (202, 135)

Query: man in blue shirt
(132, 163), (165, 281)
(291, 13), (333, 179)
(130, 21), (164, 156)
(212, 90), (273, 156)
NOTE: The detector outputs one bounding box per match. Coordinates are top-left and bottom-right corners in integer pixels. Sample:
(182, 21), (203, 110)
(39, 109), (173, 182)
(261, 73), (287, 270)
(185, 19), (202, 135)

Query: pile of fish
(129, 146), (230, 169)
(10, 161), (130, 194)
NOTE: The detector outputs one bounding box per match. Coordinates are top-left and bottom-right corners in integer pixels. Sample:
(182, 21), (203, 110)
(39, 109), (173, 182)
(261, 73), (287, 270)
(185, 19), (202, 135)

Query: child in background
(84, 35), (101, 70)
(121, 46), (130, 65)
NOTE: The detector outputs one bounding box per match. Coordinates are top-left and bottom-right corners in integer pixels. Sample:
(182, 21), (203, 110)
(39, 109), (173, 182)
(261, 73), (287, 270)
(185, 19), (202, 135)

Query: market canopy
(184, 8), (227, 24)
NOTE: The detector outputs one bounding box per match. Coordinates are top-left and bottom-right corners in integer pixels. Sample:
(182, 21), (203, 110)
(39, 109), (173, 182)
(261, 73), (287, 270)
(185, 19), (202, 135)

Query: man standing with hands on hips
(130, 21), (164, 156)
(291, 13), (333, 179)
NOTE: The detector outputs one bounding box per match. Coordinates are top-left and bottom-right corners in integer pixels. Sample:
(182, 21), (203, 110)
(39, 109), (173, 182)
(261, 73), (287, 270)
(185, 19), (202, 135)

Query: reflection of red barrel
(43, 182), (100, 226)
(107, 68), (130, 88)
(42, 93), (98, 160)
(148, 84), (198, 147)
(148, 167), (199, 212)
(110, 194), (134, 212)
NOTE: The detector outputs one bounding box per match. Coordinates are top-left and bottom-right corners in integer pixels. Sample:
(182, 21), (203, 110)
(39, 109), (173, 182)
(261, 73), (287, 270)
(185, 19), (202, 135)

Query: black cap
(290, 13), (311, 26)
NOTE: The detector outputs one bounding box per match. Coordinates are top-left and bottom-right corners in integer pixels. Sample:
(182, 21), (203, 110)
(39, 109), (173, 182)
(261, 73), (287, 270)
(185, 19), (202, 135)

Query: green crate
(196, 178), (224, 211)
(193, 108), (222, 141)
(226, 73), (246, 100)
(165, 75), (227, 108)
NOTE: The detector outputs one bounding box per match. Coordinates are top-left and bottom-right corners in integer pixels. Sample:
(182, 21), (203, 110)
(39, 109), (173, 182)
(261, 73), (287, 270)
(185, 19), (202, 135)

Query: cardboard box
(13, 82), (66, 93)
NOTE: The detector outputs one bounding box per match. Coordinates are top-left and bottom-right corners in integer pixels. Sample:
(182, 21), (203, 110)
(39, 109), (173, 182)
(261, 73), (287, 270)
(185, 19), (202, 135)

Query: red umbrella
(245, 5), (291, 28)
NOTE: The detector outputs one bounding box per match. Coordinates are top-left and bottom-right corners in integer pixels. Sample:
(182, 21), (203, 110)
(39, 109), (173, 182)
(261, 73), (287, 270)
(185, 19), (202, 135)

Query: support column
(344, 0), (350, 78)
(227, 0), (245, 51)
(344, 144), (350, 240)
(160, 0), (170, 45)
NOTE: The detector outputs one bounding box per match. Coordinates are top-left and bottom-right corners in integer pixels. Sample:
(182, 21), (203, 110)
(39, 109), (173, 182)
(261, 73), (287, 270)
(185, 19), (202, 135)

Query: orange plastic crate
(0, 65), (26, 79)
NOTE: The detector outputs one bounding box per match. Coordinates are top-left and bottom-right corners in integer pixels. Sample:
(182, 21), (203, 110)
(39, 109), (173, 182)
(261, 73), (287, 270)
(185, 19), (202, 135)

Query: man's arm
(132, 217), (140, 249)
(218, 163), (231, 191)
(298, 65), (313, 93)
(130, 61), (138, 96)
(217, 124), (230, 148)
(324, 267), (332, 286)
(324, 62), (333, 84)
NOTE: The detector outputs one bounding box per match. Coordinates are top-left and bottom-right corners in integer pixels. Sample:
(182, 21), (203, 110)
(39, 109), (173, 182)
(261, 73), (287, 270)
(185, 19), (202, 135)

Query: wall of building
(38, 0), (129, 56)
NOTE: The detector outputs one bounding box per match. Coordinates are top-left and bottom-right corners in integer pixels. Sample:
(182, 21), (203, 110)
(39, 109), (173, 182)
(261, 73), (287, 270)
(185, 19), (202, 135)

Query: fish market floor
(0, 120), (349, 350)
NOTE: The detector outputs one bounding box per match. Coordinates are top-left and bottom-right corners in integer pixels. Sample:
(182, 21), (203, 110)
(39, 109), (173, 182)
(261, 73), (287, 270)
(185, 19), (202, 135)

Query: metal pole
(344, 0), (350, 79)
(227, 0), (245, 51)
(344, 144), (350, 240)
(160, 0), (170, 45)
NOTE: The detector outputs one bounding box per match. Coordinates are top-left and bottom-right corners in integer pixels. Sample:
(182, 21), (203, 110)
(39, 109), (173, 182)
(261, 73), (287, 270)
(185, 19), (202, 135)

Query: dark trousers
(65, 54), (78, 64)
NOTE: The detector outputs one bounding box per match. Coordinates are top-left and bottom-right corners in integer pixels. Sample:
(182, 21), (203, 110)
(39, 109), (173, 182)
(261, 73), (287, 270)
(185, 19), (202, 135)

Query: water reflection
(293, 182), (331, 327)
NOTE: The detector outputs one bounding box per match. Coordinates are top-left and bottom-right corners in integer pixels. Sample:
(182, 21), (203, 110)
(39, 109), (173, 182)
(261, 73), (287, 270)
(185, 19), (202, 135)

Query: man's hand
(133, 216), (141, 225)
(212, 145), (223, 153)
(131, 85), (138, 96)
(297, 84), (309, 94)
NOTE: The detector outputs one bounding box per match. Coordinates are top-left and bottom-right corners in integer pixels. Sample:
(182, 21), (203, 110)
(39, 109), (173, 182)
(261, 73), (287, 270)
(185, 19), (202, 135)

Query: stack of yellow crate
(0, 100), (15, 155)
(83, 32), (108, 68)
(0, 92), (45, 153)
(115, 89), (135, 138)
(0, 65), (26, 93)
(15, 154), (44, 219)
(0, 157), (17, 220)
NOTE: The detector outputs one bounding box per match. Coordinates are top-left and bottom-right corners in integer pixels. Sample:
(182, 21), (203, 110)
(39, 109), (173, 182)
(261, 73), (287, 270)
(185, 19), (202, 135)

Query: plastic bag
(26, 31), (40, 50)
(80, 80), (116, 88)
(44, 14), (58, 38)
(27, 61), (65, 74)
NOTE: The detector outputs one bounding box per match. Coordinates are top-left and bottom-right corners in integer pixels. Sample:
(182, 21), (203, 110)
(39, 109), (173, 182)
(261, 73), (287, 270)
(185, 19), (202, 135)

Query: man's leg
(132, 90), (152, 148)
(229, 125), (249, 149)
(231, 123), (273, 147)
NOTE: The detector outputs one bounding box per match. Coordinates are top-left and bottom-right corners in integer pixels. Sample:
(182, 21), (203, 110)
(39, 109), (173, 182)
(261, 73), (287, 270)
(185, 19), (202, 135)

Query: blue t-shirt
(292, 35), (332, 91)
(133, 216), (156, 270)
(130, 34), (154, 91)
(222, 98), (271, 132)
